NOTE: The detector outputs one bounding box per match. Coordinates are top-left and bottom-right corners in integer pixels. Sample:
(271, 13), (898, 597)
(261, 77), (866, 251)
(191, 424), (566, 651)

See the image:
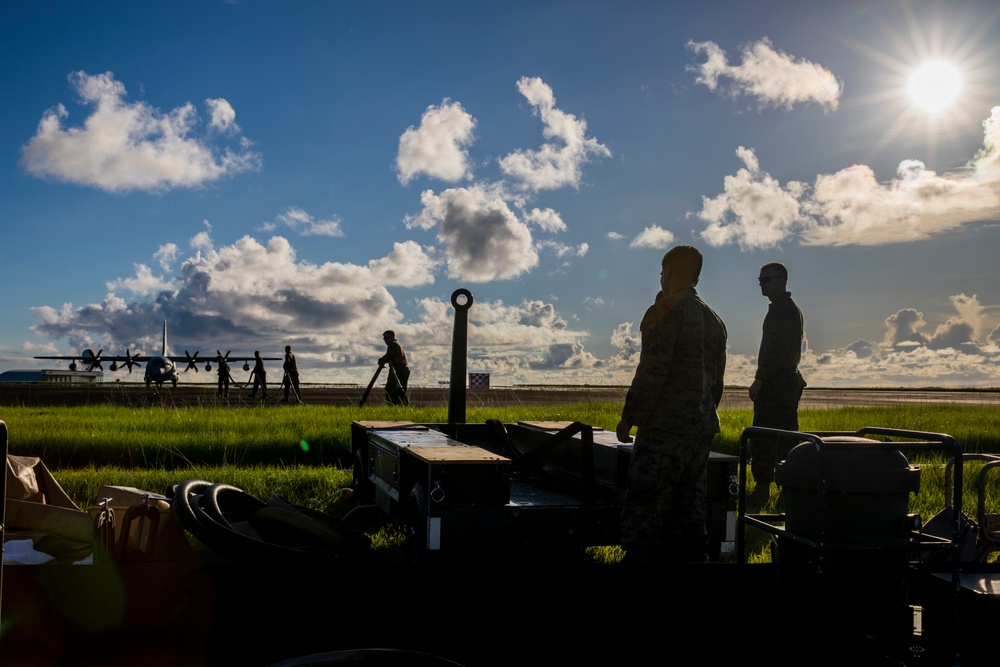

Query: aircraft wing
(34, 351), (151, 373)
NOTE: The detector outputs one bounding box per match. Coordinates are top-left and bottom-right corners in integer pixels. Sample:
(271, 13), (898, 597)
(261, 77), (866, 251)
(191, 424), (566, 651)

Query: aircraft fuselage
(144, 356), (178, 387)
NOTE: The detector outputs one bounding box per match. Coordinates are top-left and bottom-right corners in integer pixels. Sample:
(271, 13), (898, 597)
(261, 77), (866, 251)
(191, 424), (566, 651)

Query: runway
(0, 382), (997, 408)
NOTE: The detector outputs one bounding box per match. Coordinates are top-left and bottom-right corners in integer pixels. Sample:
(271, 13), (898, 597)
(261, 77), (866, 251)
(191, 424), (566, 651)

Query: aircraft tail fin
(162, 320), (168, 356)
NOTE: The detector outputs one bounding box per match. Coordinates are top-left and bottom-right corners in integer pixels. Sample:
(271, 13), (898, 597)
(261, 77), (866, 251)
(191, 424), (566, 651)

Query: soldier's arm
(621, 311), (679, 428)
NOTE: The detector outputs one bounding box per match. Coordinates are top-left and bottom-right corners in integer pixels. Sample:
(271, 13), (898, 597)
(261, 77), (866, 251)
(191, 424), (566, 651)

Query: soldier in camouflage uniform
(378, 330), (410, 406)
(746, 262), (806, 506)
(616, 245), (727, 564)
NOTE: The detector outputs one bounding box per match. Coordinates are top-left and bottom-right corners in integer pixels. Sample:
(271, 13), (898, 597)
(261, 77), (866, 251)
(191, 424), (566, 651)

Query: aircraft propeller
(184, 351), (201, 373)
(122, 349), (141, 373)
(87, 349), (105, 371)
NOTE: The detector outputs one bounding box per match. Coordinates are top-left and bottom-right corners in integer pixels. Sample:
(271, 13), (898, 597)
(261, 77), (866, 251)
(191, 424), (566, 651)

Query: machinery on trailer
(349, 289), (739, 559)
(736, 425), (1000, 665)
(350, 418), (739, 559)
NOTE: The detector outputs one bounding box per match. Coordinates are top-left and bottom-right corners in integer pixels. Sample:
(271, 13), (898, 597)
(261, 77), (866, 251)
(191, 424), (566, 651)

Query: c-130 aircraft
(34, 321), (281, 388)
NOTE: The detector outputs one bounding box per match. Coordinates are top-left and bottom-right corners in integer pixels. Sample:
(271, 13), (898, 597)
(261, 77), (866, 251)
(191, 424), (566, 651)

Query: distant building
(0, 369), (103, 383)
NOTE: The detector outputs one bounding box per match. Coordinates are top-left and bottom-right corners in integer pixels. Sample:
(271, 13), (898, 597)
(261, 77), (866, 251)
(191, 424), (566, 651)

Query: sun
(907, 60), (962, 115)
(838, 3), (1000, 167)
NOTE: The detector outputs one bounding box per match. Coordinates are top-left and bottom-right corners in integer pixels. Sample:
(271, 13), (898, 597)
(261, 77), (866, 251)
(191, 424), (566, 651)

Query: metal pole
(447, 289), (474, 425)
(358, 365), (383, 407)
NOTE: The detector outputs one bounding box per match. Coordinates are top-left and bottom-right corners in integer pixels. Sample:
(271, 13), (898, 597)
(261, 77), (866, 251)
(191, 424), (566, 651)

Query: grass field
(4, 400), (1000, 562)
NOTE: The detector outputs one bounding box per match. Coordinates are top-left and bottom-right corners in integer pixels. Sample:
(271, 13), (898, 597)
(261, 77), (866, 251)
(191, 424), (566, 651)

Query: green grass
(8, 402), (1000, 470)
(5, 401), (1000, 564)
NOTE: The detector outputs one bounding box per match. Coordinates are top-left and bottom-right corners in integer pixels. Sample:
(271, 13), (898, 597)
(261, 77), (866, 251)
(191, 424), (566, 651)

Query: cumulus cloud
(695, 113), (1000, 249)
(776, 294), (1000, 389)
(687, 38), (842, 111)
(531, 341), (601, 369)
(697, 147), (805, 250)
(844, 339), (875, 359)
(519, 300), (565, 328)
(801, 159), (1000, 246)
(20, 71), (261, 192)
(989, 325), (1000, 346)
(276, 206), (345, 237)
(396, 78), (603, 281)
(206, 98), (238, 132)
(107, 264), (176, 297)
(393, 293), (599, 383)
(537, 240), (588, 262)
(405, 186), (538, 281)
(154, 243), (179, 271)
(396, 99), (477, 185)
(611, 321), (641, 361)
(629, 225), (676, 249)
(498, 76), (611, 191)
(524, 207), (566, 232)
(885, 308), (929, 347)
(31, 232), (436, 363)
(607, 231), (625, 241)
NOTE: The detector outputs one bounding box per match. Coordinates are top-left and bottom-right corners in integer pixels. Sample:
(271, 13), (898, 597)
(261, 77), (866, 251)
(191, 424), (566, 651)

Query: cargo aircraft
(34, 321), (280, 388)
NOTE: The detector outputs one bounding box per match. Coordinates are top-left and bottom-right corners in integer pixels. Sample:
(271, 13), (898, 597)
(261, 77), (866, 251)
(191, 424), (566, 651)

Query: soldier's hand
(616, 420), (634, 443)
(749, 378), (762, 402)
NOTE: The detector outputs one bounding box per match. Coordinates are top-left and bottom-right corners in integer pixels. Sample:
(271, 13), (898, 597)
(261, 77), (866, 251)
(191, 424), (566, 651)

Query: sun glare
(908, 60), (962, 114)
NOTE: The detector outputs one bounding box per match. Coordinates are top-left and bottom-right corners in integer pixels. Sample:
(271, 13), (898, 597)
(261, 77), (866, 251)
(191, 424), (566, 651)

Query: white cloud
(405, 186), (538, 282)
(697, 146), (805, 250)
(779, 294), (1000, 389)
(190, 231), (214, 252)
(107, 263), (175, 297)
(31, 233), (438, 364)
(537, 240), (588, 261)
(532, 341), (601, 369)
(396, 99), (477, 185)
(611, 321), (641, 361)
(276, 206), (345, 237)
(499, 76), (611, 191)
(206, 98), (238, 132)
(525, 207), (567, 232)
(366, 240), (438, 285)
(687, 38), (842, 111)
(696, 114), (1000, 249)
(519, 300), (565, 328)
(154, 243), (179, 271)
(801, 159), (1000, 246)
(629, 225), (676, 249)
(20, 71), (261, 192)
(607, 231), (625, 241)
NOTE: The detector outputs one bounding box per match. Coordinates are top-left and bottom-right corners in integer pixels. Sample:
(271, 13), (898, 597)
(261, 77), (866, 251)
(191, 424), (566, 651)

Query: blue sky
(3, 0), (1000, 388)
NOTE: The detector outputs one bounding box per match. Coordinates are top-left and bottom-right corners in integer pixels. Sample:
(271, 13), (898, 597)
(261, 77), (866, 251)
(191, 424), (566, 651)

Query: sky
(3, 0), (1000, 388)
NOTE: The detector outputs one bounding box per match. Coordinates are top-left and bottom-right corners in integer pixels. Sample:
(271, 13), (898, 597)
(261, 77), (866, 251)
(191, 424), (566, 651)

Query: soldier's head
(382, 330), (395, 343)
(284, 345), (291, 354)
(758, 262), (788, 300)
(661, 245), (703, 291)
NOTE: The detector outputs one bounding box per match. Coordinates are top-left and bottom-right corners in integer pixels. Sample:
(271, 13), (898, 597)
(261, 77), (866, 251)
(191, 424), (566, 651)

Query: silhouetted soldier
(378, 330), (409, 405)
(281, 345), (302, 403)
(746, 261), (806, 506)
(251, 351), (269, 399)
(616, 245), (727, 564)
(216, 353), (231, 397)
